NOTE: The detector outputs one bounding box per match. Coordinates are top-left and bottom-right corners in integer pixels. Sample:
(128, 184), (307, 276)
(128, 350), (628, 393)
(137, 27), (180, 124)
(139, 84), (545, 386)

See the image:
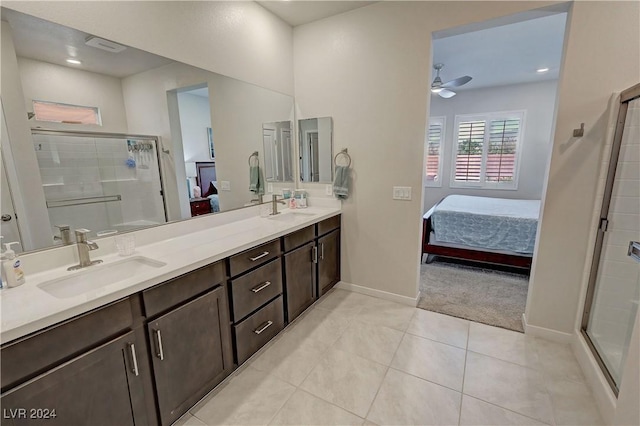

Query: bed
(422, 195), (541, 269)
(196, 162), (220, 213)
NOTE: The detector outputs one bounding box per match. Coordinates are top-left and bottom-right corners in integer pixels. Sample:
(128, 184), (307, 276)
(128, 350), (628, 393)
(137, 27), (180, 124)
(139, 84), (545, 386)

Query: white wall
(425, 80), (557, 210)
(177, 92), (212, 163)
(17, 57), (129, 134)
(3, 1), (294, 96)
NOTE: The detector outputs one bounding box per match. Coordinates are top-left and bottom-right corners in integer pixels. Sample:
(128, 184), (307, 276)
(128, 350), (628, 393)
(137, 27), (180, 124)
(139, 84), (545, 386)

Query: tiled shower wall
(33, 133), (166, 241)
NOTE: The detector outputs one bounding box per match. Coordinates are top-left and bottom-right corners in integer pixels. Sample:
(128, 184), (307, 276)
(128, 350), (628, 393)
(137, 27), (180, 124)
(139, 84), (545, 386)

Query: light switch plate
(393, 186), (412, 200)
(220, 181), (231, 191)
(267, 183), (273, 193)
(325, 184), (333, 196)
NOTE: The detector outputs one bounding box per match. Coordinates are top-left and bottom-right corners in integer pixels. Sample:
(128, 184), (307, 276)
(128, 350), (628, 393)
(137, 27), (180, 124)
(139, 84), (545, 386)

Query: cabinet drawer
(1, 297), (134, 392)
(228, 239), (280, 277)
(234, 296), (284, 364)
(231, 259), (283, 322)
(143, 261), (224, 318)
(283, 225), (314, 252)
(317, 215), (341, 237)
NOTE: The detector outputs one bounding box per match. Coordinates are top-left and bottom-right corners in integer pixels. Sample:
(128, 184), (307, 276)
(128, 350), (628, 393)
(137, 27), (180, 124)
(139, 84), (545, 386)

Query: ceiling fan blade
(438, 89), (456, 99)
(442, 75), (472, 88)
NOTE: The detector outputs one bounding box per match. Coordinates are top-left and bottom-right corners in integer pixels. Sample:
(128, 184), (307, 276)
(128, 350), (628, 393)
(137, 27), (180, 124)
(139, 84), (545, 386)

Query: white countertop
(0, 206), (341, 344)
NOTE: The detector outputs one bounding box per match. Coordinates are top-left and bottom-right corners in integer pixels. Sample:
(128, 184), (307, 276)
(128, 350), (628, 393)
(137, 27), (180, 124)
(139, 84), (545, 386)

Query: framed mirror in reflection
(298, 117), (333, 183)
(0, 7), (295, 253)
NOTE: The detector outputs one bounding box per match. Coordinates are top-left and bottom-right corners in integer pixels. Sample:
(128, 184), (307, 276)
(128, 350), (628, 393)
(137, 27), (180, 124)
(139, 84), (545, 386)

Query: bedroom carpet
(418, 259), (529, 332)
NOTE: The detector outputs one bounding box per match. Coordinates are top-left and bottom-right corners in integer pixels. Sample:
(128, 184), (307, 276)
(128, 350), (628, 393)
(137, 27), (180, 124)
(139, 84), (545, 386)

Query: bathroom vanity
(0, 208), (341, 426)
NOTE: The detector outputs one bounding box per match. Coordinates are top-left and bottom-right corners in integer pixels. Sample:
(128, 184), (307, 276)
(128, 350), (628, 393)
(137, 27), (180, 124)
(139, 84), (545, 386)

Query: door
(0, 331), (147, 426)
(263, 127), (277, 181)
(0, 153), (22, 249)
(308, 131), (320, 182)
(147, 287), (231, 426)
(582, 86), (640, 393)
(284, 242), (316, 322)
(318, 230), (340, 297)
(281, 128), (293, 181)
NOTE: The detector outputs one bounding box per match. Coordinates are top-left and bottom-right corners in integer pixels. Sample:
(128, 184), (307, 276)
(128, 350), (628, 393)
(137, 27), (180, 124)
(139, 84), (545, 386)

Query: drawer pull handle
(251, 281), (272, 293)
(154, 329), (165, 361)
(249, 251), (269, 262)
(128, 343), (139, 376)
(254, 320), (274, 335)
(312, 246), (318, 264)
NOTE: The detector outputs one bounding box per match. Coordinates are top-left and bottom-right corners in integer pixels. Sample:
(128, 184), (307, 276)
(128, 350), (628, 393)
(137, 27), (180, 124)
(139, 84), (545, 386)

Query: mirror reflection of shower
(298, 117), (333, 183)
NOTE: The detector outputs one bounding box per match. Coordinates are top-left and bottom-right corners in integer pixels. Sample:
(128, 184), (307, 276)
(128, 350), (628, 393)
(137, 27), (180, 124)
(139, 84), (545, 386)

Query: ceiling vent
(85, 36), (127, 53)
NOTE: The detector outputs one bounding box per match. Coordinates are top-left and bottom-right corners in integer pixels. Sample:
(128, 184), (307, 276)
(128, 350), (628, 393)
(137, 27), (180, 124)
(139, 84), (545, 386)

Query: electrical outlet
(267, 183), (273, 193)
(220, 181), (231, 191)
(325, 184), (333, 196)
(392, 186), (412, 200)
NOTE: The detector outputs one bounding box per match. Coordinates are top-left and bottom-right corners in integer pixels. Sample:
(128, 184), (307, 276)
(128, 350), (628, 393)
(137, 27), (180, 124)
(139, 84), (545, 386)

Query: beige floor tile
(468, 322), (539, 368)
(353, 298), (416, 331)
(333, 320), (404, 365)
(460, 395), (549, 425)
(282, 306), (351, 346)
(463, 352), (554, 424)
(314, 289), (372, 316)
(191, 366), (295, 425)
(173, 413), (207, 426)
(269, 389), (364, 425)
(367, 368), (461, 425)
(546, 377), (604, 425)
(251, 330), (330, 386)
(391, 333), (466, 391)
(407, 309), (469, 348)
(535, 338), (585, 383)
(300, 348), (387, 417)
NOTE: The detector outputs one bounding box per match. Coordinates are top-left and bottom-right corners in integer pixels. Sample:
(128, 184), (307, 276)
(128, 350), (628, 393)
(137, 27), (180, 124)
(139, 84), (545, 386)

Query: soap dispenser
(2, 242), (25, 288)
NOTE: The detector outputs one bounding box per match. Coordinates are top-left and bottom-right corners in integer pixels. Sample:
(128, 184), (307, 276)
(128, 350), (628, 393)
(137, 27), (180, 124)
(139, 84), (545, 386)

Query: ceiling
(257, 1), (376, 27)
(2, 8), (173, 78)
(432, 12), (567, 92)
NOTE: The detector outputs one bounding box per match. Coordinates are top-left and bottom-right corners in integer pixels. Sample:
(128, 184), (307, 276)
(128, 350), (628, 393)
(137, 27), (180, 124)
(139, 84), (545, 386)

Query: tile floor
(176, 289), (603, 426)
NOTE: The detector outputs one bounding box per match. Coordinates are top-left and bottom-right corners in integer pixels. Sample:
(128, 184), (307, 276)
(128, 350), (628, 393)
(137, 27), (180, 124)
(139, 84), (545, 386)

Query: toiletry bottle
(2, 242), (25, 288)
(289, 197), (297, 209)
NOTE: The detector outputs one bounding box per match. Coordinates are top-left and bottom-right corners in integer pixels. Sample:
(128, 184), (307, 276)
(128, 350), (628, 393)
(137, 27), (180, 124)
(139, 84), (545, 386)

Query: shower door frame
(580, 82), (640, 396)
(31, 128), (169, 224)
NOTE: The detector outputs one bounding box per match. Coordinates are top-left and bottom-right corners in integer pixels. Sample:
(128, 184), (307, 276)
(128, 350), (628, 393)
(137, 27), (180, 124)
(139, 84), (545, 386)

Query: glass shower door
(583, 92), (640, 391)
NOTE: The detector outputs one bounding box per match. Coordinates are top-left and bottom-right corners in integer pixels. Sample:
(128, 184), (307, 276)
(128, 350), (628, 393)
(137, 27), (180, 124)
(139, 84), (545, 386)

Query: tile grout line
(458, 322), (471, 426)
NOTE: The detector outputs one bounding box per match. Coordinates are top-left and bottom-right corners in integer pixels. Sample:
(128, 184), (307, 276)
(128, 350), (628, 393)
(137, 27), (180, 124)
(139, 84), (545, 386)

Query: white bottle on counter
(2, 242), (25, 288)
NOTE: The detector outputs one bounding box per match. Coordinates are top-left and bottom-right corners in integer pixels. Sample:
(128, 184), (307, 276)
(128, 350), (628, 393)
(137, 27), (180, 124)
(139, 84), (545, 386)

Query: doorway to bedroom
(420, 10), (568, 332)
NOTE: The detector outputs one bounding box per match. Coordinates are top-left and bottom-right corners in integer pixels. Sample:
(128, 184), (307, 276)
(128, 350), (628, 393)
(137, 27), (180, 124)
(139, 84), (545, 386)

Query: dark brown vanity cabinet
(283, 226), (317, 322)
(142, 262), (233, 426)
(317, 229), (340, 297)
(1, 331), (147, 426)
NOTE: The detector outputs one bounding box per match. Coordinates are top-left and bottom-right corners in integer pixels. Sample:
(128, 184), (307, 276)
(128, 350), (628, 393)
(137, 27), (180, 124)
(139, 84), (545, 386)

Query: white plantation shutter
(425, 117), (445, 186)
(451, 111), (524, 189)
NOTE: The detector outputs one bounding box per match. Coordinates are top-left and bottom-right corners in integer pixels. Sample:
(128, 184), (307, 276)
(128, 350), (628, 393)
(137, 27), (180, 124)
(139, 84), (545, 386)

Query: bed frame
(422, 199), (533, 270)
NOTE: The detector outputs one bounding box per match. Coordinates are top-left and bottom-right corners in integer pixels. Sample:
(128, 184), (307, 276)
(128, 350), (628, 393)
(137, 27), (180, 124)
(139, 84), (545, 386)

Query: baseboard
(572, 331), (617, 424)
(521, 313), (573, 343)
(335, 281), (418, 307)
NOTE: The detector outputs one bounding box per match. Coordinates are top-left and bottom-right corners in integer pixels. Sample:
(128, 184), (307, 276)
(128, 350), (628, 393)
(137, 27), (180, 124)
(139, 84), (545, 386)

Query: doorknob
(1, 214), (12, 222)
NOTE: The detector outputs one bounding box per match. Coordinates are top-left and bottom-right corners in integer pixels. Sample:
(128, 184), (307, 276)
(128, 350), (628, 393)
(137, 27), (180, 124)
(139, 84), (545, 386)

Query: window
(32, 100), (102, 125)
(451, 111), (524, 189)
(425, 116), (445, 187)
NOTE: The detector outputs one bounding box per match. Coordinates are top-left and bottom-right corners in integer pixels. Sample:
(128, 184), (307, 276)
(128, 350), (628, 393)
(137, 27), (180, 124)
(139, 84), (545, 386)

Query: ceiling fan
(430, 63), (472, 98)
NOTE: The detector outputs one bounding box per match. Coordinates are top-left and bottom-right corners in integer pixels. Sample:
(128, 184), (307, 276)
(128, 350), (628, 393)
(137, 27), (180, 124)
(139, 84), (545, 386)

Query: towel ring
(334, 148), (351, 167)
(248, 151), (259, 166)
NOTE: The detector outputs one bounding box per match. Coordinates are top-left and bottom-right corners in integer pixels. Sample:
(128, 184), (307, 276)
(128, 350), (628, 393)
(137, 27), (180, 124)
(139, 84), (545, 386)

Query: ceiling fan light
(431, 87), (443, 93)
(536, 67), (549, 73)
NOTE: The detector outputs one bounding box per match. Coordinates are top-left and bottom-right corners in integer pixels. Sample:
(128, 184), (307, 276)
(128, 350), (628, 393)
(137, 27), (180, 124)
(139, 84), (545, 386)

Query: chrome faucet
(270, 194), (286, 216)
(54, 225), (73, 245)
(250, 194), (264, 205)
(68, 229), (103, 271)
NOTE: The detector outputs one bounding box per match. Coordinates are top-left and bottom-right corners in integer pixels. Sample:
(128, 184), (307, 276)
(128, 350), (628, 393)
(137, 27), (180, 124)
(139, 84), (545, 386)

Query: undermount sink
(38, 256), (167, 299)
(267, 211), (316, 222)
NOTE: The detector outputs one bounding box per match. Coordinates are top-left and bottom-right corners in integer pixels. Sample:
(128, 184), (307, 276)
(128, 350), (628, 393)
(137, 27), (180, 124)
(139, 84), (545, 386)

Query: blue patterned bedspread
(430, 195), (541, 254)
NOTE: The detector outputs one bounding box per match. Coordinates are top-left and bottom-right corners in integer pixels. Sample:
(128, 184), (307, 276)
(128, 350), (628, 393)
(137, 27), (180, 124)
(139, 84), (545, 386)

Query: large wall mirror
(298, 117), (333, 183)
(0, 8), (294, 253)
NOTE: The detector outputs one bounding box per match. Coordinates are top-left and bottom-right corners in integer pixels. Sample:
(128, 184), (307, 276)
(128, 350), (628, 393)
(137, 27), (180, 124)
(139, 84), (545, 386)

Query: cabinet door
(284, 241), (316, 322)
(318, 230), (340, 297)
(147, 286), (232, 426)
(1, 331), (147, 426)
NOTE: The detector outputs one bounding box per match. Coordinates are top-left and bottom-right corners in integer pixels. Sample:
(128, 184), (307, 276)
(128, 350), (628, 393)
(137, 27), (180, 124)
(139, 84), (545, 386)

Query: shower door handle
(628, 241), (640, 263)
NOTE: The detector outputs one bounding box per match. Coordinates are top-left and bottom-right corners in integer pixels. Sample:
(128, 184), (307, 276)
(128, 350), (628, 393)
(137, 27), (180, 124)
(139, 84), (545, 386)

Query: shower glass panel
(32, 131), (167, 242)
(584, 96), (640, 389)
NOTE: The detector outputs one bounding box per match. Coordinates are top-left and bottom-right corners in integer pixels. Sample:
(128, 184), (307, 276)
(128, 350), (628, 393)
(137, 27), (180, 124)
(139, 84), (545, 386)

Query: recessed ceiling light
(536, 67), (550, 73)
(66, 58), (82, 65)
